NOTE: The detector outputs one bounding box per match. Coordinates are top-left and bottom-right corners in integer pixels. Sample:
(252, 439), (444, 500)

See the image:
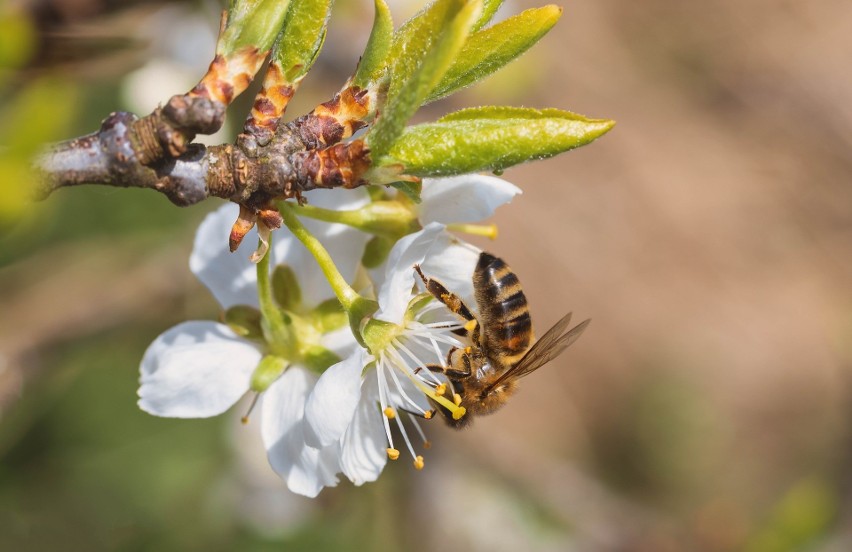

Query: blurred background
(2, 0), (851, 550)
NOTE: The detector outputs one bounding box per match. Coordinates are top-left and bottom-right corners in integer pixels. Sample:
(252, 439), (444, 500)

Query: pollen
(423, 410), (434, 420)
(384, 406), (396, 419)
(464, 346), (472, 354)
(413, 456), (425, 470)
(453, 393), (462, 406)
(387, 448), (400, 460)
(464, 319), (477, 332)
(434, 383), (447, 396)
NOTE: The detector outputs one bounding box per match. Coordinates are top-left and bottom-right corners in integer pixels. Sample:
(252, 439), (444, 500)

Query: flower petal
(303, 348), (368, 448)
(419, 174), (521, 224)
(375, 222), (445, 324)
(190, 204), (262, 309)
(261, 367), (341, 497)
(138, 321), (261, 417)
(340, 368), (388, 485)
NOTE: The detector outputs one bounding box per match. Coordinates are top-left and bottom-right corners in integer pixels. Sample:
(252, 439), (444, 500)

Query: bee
(414, 252), (590, 429)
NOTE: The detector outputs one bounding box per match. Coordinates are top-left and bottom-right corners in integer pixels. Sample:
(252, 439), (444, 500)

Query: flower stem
(255, 235), (296, 355)
(279, 202), (378, 343)
(290, 200), (419, 239)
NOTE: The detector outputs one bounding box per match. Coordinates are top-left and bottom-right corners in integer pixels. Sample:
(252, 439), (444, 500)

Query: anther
(453, 393), (462, 406)
(413, 456), (425, 470)
(424, 410), (434, 420)
(434, 383), (447, 396)
(464, 320), (477, 332)
(423, 440), (432, 450)
(384, 407), (396, 419)
(387, 448), (400, 460)
(464, 346), (472, 354)
(241, 392), (261, 424)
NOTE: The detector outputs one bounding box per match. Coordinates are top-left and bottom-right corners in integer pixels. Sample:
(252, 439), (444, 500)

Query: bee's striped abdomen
(473, 252), (533, 358)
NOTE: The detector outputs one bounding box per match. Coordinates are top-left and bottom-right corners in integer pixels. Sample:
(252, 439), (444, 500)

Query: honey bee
(414, 252), (590, 429)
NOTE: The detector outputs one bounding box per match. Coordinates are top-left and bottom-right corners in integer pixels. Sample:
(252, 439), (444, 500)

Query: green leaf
(219, 0), (293, 55)
(366, 0), (482, 158)
(272, 0), (333, 84)
(376, 106), (615, 176)
(352, 0), (394, 88)
(426, 5), (562, 103)
(472, 0), (503, 31)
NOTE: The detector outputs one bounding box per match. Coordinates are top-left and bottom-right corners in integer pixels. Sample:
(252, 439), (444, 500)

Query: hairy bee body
(415, 252), (590, 429)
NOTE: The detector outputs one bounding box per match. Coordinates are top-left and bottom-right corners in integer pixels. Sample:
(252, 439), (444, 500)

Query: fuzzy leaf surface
(272, 0), (333, 83)
(219, 0), (294, 55)
(353, 0), (394, 87)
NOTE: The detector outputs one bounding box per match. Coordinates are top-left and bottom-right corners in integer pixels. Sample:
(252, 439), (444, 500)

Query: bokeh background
(2, 0), (851, 550)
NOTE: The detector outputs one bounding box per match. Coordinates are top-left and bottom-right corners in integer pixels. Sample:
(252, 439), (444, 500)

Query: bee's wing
(485, 313), (590, 394)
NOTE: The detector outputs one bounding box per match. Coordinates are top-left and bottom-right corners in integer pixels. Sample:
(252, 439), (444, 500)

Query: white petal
(375, 222), (445, 324)
(320, 325), (360, 359)
(190, 204), (262, 309)
(418, 232), (482, 316)
(138, 321), (261, 417)
(303, 349), (368, 448)
(261, 367), (341, 497)
(419, 174), (521, 224)
(340, 368), (388, 485)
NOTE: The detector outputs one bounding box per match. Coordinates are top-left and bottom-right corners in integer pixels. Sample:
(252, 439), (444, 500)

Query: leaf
(375, 106), (615, 176)
(352, 0), (394, 88)
(272, 0), (333, 84)
(426, 5), (562, 103)
(366, 0), (482, 158)
(219, 0), (294, 55)
(472, 0), (503, 31)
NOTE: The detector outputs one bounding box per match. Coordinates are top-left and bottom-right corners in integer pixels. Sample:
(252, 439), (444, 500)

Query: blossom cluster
(139, 175), (521, 496)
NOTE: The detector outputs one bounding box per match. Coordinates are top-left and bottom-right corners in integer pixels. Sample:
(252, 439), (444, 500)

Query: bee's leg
(413, 265), (476, 322)
(443, 346), (472, 379)
(413, 363), (444, 375)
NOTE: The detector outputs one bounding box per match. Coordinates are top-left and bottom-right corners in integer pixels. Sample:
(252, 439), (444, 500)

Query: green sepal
(472, 0), (503, 31)
(406, 293), (434, 320)
(426, 5), (562, 103)
(348, 297), (380, 349)
(271, 264), (301, 311)
(312, 298), (347, 333)
(219, 0), (294, 56)
(362, 235), (395, 269)
(389, 180), (423, 204)
(352, 0), (394, 88)
(224, 305), (264, 339)
(272, 0), (333, 84)
(366, 0), (482, 158)
(376, 106), (615, 176)
(361, 317), (399, 355)
(301, 345), (342, 373)
(250, 355), (289, 392)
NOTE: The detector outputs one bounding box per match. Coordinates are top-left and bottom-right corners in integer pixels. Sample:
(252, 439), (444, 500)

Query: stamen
(241, 392), (261, 424)
(446, 222), (499, 240)
(392, 404), (418, 461)
(454, 393), (463, 406)
(413, 456), (425, 470)
(464, 319), (478, 332)
(376, 359), (395, 450)
(387, 448), (400, 460)
(407, 412), (431, 450)
(384, 406), (396, 419)
(434, 383), (447, 396)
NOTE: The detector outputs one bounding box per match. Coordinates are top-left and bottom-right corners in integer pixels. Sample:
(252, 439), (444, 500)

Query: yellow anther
(452, 406), (467, 421)
(423, 440), (432, 450)
(240, 416), (250, 425)
(464, 319), (477, 332)
(434, 383), (447, 396)
(453, 393), (463, 406)
(424, 410), (434, 420)
(383, 407), (396, 419)
(386, 448), (400, 460)
(413, 456), (425, 470)
(464, 346), (472, 354)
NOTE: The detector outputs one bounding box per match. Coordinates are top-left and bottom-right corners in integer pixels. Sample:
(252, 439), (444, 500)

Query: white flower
(139, 189), (373, 497)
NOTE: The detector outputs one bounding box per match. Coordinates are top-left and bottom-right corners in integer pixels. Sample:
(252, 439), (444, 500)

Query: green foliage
(219, 0), (293, 55)
(426, 5), (562, 103)
(366, 0), (483, 158)
(273, 0), (333, 84)
(352, 0), (394, 88)
(376, 106), (615, 176)
(471, 0), (504, 31)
